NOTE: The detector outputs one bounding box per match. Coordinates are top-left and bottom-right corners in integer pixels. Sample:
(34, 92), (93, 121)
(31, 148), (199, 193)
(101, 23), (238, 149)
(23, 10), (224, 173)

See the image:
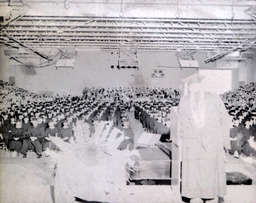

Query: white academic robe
(54, 142), (139, 203)
(178, 92), (231, 199)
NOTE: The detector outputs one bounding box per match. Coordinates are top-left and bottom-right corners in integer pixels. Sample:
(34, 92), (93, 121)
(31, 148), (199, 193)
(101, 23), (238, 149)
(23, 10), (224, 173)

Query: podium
(129, 144), (171, 185)
(128, 107), (181, 191)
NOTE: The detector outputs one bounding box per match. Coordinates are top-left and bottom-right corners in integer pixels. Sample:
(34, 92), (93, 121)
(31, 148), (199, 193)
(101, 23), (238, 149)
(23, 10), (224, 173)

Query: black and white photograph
(0, 0), (256, 202)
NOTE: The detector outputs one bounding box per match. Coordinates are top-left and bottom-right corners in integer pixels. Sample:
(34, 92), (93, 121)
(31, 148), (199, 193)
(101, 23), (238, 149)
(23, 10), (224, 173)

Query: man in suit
(0, 112), (11, 145)
(43, 118), (59, 151)
(8, 120), (23, 156)
(28, 118), (45, 158)
(58, 119), (74, 142)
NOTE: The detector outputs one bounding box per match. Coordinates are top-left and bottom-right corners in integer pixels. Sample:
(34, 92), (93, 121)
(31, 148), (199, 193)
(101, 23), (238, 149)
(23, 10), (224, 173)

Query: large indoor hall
(0, 0), (256, 203)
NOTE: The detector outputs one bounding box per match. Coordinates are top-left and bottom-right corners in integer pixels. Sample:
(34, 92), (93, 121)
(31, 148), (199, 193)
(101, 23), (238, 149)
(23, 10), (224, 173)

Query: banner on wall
(151, 69), (164, 78)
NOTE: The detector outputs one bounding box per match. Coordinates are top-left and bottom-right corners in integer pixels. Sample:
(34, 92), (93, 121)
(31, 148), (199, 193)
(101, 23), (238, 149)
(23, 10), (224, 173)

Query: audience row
(0, 80), (255, 158)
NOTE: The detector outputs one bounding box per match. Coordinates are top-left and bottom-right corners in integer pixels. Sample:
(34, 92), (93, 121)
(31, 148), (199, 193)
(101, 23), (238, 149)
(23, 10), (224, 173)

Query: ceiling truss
(1, 15), (256, 52)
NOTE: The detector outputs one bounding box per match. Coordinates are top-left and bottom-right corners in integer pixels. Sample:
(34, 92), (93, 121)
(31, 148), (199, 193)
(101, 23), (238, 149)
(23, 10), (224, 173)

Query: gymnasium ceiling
(0, 0), (256, 62)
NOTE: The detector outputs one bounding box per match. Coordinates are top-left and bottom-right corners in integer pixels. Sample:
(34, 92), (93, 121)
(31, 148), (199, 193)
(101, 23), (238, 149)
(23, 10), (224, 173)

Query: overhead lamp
(178, 59), (199, 68)
(4, 48), (19, 55)
(56, 59), (75, 69)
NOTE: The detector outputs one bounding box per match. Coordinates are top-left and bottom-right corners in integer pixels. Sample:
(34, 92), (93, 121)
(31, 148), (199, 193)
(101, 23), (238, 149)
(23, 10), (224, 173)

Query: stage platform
(0, 150), (256, 203)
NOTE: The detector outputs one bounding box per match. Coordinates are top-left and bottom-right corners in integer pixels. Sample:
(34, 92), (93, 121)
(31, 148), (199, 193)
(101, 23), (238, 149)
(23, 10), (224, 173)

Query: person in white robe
(47, 120), (141, 203)
(177, 73), (231, 202)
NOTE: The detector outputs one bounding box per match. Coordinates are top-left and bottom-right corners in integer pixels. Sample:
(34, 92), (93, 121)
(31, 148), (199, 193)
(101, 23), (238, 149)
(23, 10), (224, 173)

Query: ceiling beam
(4, 34), (52, 60)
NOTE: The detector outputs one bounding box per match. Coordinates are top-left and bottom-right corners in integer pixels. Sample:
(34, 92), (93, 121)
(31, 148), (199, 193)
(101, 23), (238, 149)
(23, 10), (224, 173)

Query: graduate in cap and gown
(177, 72), (232, 202)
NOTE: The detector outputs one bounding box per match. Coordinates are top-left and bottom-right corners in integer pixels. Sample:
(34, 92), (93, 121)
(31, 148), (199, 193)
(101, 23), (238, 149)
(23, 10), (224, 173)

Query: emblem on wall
(151, 69), (164, 78)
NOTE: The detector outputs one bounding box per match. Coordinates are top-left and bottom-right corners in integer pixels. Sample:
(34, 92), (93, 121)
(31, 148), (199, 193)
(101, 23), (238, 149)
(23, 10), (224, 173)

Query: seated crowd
(0, 80), (53, 109)
(221, 82), (256, 158)
(0, 80), (255, 159)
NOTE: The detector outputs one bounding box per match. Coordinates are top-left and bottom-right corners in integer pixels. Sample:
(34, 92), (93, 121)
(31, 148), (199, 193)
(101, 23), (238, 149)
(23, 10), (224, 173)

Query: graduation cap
(251, 109), (256, 115)
(229, 109), (236, 116)
(181, 72), (205, 85)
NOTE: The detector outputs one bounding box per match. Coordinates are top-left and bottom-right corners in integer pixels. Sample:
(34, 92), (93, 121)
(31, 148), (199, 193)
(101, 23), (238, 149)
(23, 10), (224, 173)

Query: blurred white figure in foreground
(47, 122), (140, 203)
(177, 73), (232, 203)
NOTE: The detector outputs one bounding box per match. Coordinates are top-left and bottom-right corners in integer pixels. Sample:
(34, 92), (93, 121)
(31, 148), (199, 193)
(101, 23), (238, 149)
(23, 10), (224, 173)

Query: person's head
(31, 118), (38, 126)
(42, 115), (47, 123)
(181, 72), (205, 96)
(245, 119), (251, 129)
(232, 118), (240, 127)
(10, 117), (16, 124)
(23, 111), (28, 116)
(23, 117), (29, 123)
(66, 116), (72, 123)
(249, 98), (254, 105)
(38, 117), (43, 124)
(242, 111), (247, 117)
(57, 114), (62, 120)
(18, 114), (24, 120)
(48, 120), (55, 129)
(48, 112), (52, 118)
(16, 120), (22, 128)
(62, 120), (69, 128)
(52, 117), (57, 123)
(35, 112), (40, 118)
(238, 114), (244, 122)
(2, 113), (8, 120)
(252, 116), (256, 124)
